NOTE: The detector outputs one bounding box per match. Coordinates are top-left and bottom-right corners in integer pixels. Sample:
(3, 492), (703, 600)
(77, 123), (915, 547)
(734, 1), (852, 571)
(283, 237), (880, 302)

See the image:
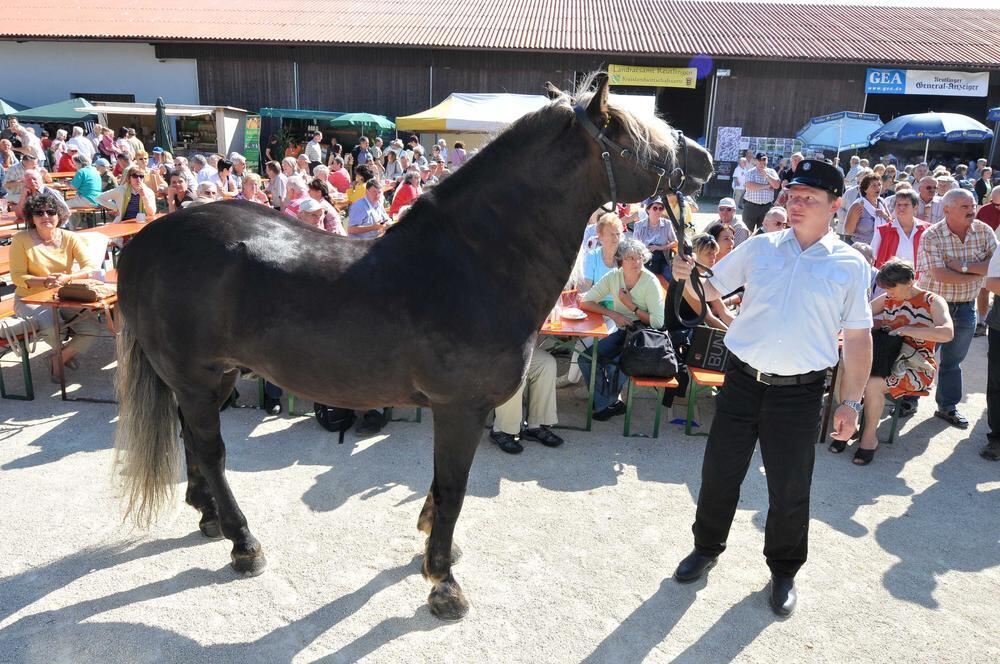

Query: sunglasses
(719, 207), (734, 211)
(130, 173), (143, 179)
(649, 205), (665, 211)
(35, 209), (58, 217)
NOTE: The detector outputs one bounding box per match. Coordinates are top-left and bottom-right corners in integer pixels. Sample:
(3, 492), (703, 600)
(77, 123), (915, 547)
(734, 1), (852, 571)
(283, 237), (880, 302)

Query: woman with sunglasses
(9, 191), (104, 381)
(96, 164), (157, 222)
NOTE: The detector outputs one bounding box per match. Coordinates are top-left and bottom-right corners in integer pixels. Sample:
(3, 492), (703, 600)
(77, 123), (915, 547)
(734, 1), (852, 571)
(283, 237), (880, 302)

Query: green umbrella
(155, 97), (173, 154)
(328, 112), (395, 132)
(0, 97), (28, 116)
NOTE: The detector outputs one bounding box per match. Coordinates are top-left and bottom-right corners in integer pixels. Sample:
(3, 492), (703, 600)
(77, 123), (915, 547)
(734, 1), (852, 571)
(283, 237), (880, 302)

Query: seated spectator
(191, 154), (217, 183)
(9, 191), (103, 381)
(936, 175), (958, 197)
(14, 169), (69, 223)
(975, 186), (1000, 231)
(166, 173), (194, 212)
(577, 213), (624, 294)
(230, 153), (248, 189)
(97, 127), (119, 162)
(383, 150), (404, 182)
(411, 145), (428, 169)
(65, 154), (102, 225)
(490, 345), (565, 454)
(296, 198), (327, 228)
(312, 164), (331, 185)
(280, 156), (298, 178)
(307, 177), (346, 235)
(265, 160), (288, 211)
(975, 167), (993, 205)
(282, 176), (310, 218)
(211, 159), (239, 198)
(578, 237), (666, 421)
(296, 153), (311, 177)
(704, 221), (736, 262)
(715, 197), (750, 245)
(185, 181), (220, 207)
(346, 165), (374, 203)
(134, 150), (167, 198)
(236, 172), (270, 206)
(632, 195), (678, 277)
(57, 144), (79, 172)
(347, 179), (390, 238)
(172, 157), (197, 191)
(841, 259), (953, 464)
(871, 188), (930, 269)
(3, 152), (39, 205)
(66, 126), (95, 161)
(328, 156), (352, 193)
(432, 158), (452, 182)
(97, 165), (157, 222)
(113, 153), (132, 178)
(94, 158), (117, 191)
(389, 170), (422, 218)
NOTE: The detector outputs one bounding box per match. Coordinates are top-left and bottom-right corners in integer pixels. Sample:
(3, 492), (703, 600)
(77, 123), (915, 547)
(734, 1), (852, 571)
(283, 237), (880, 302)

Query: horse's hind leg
(176, 376), (266, 576)
(178, 408), (223, 539)
(423, 403), (486, 620)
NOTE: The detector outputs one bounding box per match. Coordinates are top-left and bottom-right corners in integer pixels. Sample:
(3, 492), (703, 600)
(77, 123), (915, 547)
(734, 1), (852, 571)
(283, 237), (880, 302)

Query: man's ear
(586, 73), (610, 127)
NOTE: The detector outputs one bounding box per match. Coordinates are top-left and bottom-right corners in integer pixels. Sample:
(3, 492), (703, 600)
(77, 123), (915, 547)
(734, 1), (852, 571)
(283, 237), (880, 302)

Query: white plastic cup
(136, 212), (146, 222)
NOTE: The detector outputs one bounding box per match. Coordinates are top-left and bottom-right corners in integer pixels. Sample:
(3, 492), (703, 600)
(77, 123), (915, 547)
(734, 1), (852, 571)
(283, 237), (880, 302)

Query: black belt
(731, 357), (827, 387)
(743, 200), (771, 206)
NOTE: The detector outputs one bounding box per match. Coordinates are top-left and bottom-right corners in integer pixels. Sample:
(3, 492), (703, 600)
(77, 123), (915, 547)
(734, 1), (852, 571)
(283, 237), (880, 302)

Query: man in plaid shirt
(917, 188), (997, 428)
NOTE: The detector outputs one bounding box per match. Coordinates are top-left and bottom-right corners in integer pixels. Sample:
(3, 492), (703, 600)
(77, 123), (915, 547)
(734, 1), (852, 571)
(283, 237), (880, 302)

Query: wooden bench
(623, 375), (680, 438)
(684, 367), (726, 436)
(0, 299), (35, 400)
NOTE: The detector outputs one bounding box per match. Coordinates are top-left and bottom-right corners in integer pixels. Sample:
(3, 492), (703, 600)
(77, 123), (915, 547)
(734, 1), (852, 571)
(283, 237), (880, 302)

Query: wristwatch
(632, 305), (640, 313)
(842, 399), (863, 414)
(961, 262), (969, 273)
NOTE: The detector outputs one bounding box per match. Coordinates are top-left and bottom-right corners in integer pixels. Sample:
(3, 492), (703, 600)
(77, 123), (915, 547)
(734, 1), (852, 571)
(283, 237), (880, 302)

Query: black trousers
(692, 364), (826, 577)
(988, 328), (1000, 442)
(742, 200), (773, 232)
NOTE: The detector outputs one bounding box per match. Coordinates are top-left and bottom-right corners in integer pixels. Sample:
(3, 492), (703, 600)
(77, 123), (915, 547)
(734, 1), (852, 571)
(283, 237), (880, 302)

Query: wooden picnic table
(47, 172), (76, 180)
(80, 220), (153, 240)
(20, 280), (119, 403)
(539, 308), (610, 431)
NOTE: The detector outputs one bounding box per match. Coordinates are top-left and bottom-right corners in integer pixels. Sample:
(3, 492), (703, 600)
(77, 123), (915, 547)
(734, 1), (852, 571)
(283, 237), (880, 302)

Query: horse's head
(554, 73), (714, 200)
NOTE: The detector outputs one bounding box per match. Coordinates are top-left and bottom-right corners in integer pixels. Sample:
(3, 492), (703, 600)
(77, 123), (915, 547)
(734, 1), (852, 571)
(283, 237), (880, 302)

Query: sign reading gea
(866, 68), (988, 97)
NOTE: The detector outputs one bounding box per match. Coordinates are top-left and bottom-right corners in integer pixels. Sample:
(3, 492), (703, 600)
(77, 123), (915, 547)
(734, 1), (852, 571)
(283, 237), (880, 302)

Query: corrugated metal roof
(5, 1), (1000, 68)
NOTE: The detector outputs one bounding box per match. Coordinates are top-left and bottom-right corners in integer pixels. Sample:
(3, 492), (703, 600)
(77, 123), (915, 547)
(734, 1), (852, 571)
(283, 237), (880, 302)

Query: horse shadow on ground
(0, 411), (111, 471)
(582, 577), (776, 663)
(0, 547), (437, 663)
(875, 437), (1000, 608)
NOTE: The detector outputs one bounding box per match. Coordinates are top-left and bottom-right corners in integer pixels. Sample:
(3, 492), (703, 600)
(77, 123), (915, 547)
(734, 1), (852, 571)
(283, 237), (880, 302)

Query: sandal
(828, 439), (847, 454)
(853, 446), (877, 466)
(934, 409), (969, 429)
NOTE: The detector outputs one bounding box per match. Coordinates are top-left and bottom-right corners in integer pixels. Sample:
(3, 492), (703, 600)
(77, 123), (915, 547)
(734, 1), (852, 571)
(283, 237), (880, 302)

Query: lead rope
(1, 313), (40, 358)
(662, 189), (712, 328)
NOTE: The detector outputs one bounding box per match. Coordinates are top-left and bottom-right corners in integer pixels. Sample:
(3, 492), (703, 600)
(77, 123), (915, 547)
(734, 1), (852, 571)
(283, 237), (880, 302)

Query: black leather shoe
(769, 574), (797, 616)
(520, 426), (564, 447)
(592, 400), (626, 422)
(673, 550), (718, 583)
(263, 396), (282, 416)
(490, 430), (523, 454)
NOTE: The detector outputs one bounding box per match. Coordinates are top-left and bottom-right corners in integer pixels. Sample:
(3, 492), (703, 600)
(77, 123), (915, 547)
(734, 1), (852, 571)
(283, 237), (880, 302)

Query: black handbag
(687, 325), (732, 372)
(314, 404), (356, 444)
(619, 324), (680, 378)
(871, 328), (904, 378)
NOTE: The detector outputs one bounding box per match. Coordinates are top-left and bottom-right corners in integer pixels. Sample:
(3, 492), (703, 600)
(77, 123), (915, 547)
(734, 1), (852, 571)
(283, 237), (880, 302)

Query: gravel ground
(1, 323), (999, 664)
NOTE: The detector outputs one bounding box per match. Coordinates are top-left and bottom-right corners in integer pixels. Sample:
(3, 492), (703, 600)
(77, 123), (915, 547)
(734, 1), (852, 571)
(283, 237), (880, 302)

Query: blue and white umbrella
(988, 107), (1000, 123)
(795, 111), (883, 153)
(869, 112), (994, 161)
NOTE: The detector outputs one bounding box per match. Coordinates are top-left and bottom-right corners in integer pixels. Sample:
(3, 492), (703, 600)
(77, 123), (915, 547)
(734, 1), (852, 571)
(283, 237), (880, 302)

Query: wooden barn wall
(711, 60), (868, 139)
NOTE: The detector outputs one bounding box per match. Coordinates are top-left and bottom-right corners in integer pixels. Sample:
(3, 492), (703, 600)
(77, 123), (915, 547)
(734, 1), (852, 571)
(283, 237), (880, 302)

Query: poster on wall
(244, 115), (261, 171)
(715, 126), (742, 162)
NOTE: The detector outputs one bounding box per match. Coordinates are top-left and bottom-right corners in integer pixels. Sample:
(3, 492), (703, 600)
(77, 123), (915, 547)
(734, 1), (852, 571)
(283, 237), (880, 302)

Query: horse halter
(573, 103), (709, 328)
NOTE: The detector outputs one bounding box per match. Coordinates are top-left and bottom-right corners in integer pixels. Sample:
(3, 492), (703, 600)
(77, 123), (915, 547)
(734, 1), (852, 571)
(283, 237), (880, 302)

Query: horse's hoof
(231, 553), (267, 577)
(199, 518), (223, 539)
(428, 583), (469, 621)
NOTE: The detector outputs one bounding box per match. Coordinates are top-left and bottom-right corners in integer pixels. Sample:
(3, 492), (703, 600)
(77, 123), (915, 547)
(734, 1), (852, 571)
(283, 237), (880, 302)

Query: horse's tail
(112, 313), (180, 527)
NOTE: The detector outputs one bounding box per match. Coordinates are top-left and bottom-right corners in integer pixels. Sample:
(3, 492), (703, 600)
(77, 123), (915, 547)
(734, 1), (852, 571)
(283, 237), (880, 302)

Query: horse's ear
(544, 81), (562, 100)
(587, 73), (610, 127)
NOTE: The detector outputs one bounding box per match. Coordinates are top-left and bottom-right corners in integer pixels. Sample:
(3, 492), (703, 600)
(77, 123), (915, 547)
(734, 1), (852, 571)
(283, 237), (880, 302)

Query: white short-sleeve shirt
(709, 228), (873, 374)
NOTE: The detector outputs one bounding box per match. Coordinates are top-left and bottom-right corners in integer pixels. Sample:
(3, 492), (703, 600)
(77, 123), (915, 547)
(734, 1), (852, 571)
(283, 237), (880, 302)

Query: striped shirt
(742, 166), (779, 205)
(916, 219), (997, 303)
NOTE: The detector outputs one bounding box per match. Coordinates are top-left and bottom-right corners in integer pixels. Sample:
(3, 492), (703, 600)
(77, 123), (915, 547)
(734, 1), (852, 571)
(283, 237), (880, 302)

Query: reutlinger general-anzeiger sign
(866, 68), (989, 97)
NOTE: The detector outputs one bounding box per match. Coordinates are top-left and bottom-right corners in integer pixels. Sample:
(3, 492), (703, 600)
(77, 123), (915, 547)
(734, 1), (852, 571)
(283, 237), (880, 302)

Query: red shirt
(976, 203), (1000, 230)
(389, 182), (420, 217)
(328, 168), (351, 193)
(58, 153), (78, 172)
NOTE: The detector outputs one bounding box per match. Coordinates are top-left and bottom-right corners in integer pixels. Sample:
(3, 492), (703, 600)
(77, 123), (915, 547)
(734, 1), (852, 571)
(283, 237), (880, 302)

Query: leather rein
(573, 103), (711, 328)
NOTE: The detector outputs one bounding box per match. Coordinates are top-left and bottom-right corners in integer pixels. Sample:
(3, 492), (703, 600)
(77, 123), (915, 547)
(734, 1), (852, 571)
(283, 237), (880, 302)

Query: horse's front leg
(422, 403), (486, 620)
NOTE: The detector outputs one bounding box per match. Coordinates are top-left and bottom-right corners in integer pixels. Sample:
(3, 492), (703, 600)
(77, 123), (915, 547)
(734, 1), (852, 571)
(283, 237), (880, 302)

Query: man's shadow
(581, 577), (775, 663)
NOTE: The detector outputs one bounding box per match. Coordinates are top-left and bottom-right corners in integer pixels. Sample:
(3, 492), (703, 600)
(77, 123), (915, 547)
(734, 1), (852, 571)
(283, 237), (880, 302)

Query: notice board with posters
(244, 115), (261, 171)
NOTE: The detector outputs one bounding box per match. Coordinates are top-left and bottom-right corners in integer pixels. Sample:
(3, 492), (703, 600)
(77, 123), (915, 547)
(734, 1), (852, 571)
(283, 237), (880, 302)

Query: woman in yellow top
(10, 191), (103, 379)
(96, 165), (157, 223)
(346, 164), (374, 204)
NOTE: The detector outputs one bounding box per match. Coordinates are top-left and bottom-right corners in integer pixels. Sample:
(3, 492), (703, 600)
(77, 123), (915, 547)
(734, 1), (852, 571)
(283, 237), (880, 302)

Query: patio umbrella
(328, 112), (395, 132)
(795, 111), (883, 154)
(869, 112), (994, 161)
(154, 97), (173, 154)
(0, 97), (27, 116)
(988, 108), (1000, 165)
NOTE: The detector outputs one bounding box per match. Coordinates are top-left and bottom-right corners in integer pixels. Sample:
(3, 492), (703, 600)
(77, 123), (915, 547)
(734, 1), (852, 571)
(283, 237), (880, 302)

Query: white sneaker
(555, 374), (577, 389)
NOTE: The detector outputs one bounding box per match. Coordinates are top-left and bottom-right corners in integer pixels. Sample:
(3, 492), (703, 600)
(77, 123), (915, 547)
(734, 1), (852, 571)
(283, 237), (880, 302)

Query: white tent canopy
(396, 93), (656, 134)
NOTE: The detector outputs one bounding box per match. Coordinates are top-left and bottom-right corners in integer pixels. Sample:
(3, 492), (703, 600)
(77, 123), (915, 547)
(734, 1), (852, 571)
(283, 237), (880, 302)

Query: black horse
(112, 74), (714, 620)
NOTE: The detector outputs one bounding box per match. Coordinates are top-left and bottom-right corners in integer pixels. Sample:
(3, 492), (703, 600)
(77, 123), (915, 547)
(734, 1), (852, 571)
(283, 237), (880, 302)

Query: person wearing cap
(93, 157), (117, 191)
(3, 152), (39, 205)
(741, 152), (781, 232)
(296, 197), (327, 229)
(632, 195), (678, 277)
(670, 159), (873, 616)
(715, 197), (750, 246)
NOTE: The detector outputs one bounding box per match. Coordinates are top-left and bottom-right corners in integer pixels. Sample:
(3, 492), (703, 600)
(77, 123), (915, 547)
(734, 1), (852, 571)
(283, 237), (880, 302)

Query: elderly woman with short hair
(96, 164), (157, 222)
(9, 191), (103, 380)
(236, 172), (270, 206)
(578, 236), (666, 421)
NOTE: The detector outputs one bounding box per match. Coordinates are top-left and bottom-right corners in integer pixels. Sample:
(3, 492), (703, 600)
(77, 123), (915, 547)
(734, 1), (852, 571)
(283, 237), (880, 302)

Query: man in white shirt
(66, 126), (95, 161)
(845, 156), (862, 186)
(670, 160), (872, 617)
(191, 154), (217, 183)
(304, 131), (324, 167)
(10, 120), (46, 166)
(731, 156), (748, 210)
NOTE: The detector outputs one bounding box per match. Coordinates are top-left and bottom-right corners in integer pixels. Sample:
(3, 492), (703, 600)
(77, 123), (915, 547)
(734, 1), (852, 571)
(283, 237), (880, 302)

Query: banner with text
(866, 68), (989, 97)
(609, 64), (697, 89)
